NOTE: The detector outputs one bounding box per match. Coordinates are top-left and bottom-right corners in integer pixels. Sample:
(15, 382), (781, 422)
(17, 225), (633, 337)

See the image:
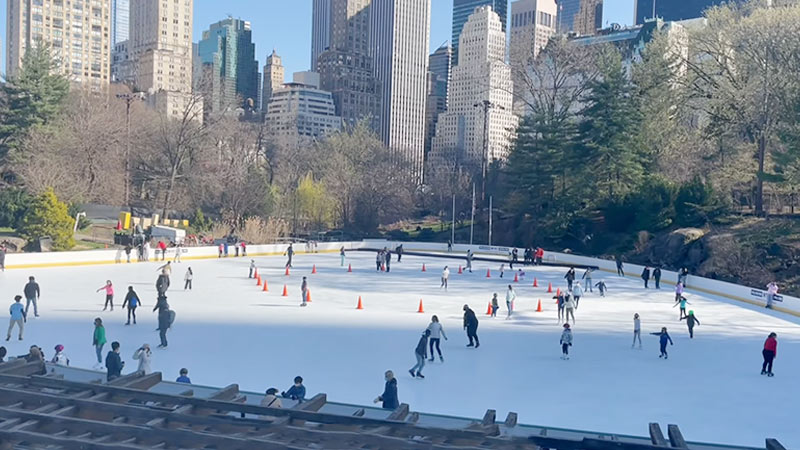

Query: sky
(0, 0), (634, 79)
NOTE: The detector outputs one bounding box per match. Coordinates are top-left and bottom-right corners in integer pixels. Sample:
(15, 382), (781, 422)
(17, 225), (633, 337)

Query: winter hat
(266, 388), (279, 395)
(688, 310), (694, 315)
(55, 344), (64, 353)
(424, 329), (431, 336)
(563, 323), (570, 329)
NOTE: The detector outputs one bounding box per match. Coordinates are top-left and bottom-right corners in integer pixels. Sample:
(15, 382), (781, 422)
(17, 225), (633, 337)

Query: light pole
(116, 92), (145, 213)
(474, 100), (504, 201)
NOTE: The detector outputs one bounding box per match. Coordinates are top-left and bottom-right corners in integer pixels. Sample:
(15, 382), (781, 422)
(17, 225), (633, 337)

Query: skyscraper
(311, 0), (332, 69)
(111, 0), (130, 48)
(432, 6), (517, 178)
(424, 43), (452, 163)
(371, 0), (432, 181)
(196, 18), (260, 114)
(557, 0), (603, 35)
(6, 0), (112, 89)
(452, 0), (508, 66)
(262, 50), (285, 112)
(266, 72), (342, 140)
(510, 0), (557, 112)
(317, 0), (381, 129)
(635, 0), (724, 25)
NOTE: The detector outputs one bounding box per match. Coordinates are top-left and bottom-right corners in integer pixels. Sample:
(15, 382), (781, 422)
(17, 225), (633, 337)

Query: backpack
(168, 310), (176, 328)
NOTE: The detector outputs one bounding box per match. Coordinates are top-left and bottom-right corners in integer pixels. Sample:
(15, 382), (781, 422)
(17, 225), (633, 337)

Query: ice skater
(765, 281), (778, 309)
(653, 267), (662, 289)
(564, 293), (576, 324)
(301, 277), (309, 307)
(122, 286), (140, 325)
(632, 313), (642, 349)
(673, 295), (690, 320)
(499, 264), (505, 278)
(680, 310), (700, 338)
(174, 242), (182, 263)
(465, 250), (473, 273)
(396, 245), (403, 262)
(376, 251), (383, 271)
(491, 293), (499, 317)
(560, 324), (573, 360)
(374, 371), (399, 410)
(641, 267), (650, 288)
(674, 282), (684, 303)
(153, 295), (171, 348)
(340, 246), (346, 266)
(426, 315), (447, 362)
(249, 260), (256, 278)
(384, 249), (391, 273)
(157, 261), (172, 277)
(24, 276), (41, 318)
(582, 268), (594, 292)
(6, 296), (26, 341)
(564, 267), (576, 290)
(284, 244), (294, 268)
(409, 329), (430, 378)
(555, 291), (565, 323)
(97, 280), (114, 311)
(615, 255), (624, 276)
(92, 317), (106, 369)
(463, 305), (480, 348)
(572, 283), (583, 309)
(651, 327), (673, 359)
(594, 280), (607, 297)
(440, 266), (450, 290)
(505, 285), (516, 319)
(156, 272), (170, 296)
(761, 332), (777, 377)
(184, 267), (193, 290)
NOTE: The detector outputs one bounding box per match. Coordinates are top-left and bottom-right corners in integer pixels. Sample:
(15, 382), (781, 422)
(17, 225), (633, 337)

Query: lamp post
(116, 92), (145, 213)
(474, 100), (504, 201)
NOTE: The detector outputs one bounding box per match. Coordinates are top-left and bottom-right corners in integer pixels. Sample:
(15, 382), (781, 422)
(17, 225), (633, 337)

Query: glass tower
(635, 0), (724, 25)
(111, 0), (129, 47)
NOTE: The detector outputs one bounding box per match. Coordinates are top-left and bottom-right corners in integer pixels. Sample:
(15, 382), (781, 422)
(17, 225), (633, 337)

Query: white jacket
(133, 348), (152, 374)
(52, 352), (69, 366)
(442, 268), (450, 279)
(184, 270), (193, 281)
(572, 284), (583, 297)
(427, 322), (447, 339)
(560, 329), (573, 345)
(564, 296), (576, 310)
(505, 290), (516, 303)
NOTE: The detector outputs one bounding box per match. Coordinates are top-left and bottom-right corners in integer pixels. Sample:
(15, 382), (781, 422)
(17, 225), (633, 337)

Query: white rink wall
(5, 238), (800, 317)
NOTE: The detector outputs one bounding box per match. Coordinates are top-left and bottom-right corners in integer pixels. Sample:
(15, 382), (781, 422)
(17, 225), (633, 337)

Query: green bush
(675, 177), (728, 227)
(0, 188), (32, 229)
(19, 188), (75, 250)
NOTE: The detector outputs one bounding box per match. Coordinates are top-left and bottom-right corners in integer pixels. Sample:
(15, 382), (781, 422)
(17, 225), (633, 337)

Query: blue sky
(0, 0), (634, 78)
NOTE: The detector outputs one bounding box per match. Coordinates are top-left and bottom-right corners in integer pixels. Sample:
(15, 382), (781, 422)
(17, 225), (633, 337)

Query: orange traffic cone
(312, 265), (317, 274)
(533, 277), (538, 287)
(536, 299), (542, 312)
(417, 299), (424, 313)
(458, 266), (463, 274)
(556, 288), (561, 297)
(356, 296), (363, 310)
(422, 264), (426, 272)
(486, 269), (491, 278)
(486, 302), (492, 315)
(381, 264), (385, 272)
(254, 268), (259, 279)
(348, 264), (352, 272)
(282, 285), (288, 297)
(513, 273), (519, 283)
(257, 276), (262, 286)
(262, 280), (269, 292)
(285, 267), (290, 276)
(306, 290), (312, 303)
(547, 282), (553, 293)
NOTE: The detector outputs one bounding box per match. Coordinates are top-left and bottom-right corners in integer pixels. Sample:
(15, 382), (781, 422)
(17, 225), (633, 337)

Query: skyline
(0, 0), (634, 80)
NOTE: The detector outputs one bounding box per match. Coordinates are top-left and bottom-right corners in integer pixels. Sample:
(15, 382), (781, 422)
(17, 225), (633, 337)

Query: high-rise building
(6, 0), (112, 89)
(311, 0), (332, 69)
(510, 0), (557, 112)
(424, 43), (452, 165)
(111, 40), (134, 83)
(265, 71), (342, 140)
(317, 0), (381, 129)
(196, 18), (260, 114)
(111, 0), (130, 48)
(452, 0), (508, 66)
(262, 50), (285, 113)
(371, 0), (432, 181)
(635, 0), (723, 24)
(129, 0), (197, 118)
(432, 6), (517, 176)
(557, 0), (602, 35)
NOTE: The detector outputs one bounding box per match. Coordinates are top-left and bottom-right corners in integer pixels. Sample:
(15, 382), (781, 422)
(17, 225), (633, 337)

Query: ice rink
(1, 250), (797, 448)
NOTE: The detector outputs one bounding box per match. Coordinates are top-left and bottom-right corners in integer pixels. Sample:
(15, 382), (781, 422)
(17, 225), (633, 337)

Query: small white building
(265, 72), (342, 140)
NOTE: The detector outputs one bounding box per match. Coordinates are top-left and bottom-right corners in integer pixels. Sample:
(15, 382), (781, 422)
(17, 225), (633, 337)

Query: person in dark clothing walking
(122, 286), (140, 325)
(301, 277), (308, 307)
(680, 310), (700, 338)
(153, 295), (171, 348)
(564, 268), (576, 290)
(375, 371), (399, 409)
(284, 244), (294, 268)
(641, 267), (651, 289)
(156, 274), (170, 296)
(651, 327), (673, 359)
(761, 332), (777, 377)
(615, 255), (624, 276)
(653, 267), (662, 289)
(384, 250), (391, 273)
(396, 245), (403, 262)
(409, 329), (430, 378)
(24, 276), (41, 318)
(463, 305), (480, 348)
(491, 293), (499, 317)
(105, 341), (124, 381)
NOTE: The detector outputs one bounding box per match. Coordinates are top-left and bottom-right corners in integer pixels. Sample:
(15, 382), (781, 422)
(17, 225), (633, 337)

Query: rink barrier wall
(362, 239), (800, 318)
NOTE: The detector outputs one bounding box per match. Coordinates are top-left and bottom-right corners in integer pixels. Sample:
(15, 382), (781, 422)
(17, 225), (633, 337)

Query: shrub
(675, 177), (728, 227)
(0, 188), (32, 229)
(18, 187), (75, 250)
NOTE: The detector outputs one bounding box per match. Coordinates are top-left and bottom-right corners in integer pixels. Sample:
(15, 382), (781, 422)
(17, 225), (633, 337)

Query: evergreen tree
(19, 187), (75, 251)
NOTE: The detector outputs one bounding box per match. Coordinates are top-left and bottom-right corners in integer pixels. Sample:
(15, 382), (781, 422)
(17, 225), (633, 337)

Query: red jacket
(764, 336), (777, 354)
(158, 242), (167, 251)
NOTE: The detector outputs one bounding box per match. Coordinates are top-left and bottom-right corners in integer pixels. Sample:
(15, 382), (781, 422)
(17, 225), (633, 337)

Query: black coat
(105, 351), (123, 379)
(653, 268), (661, 280)
(681, 314), (700, 328)
(463, 308), (478, 329)
(156, 275), (170, 293)
(24, 281), (40, 299)
(641, 269), (650, 280)
(380, 378), (399, 410)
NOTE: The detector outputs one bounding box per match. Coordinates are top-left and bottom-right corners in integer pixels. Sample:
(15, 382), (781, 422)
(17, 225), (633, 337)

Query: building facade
(311, 0), (332, 69)
(316, 0), (381, 129)
(265, 72), (342, 140)
(424, 43), (452, 166)
(370, 0), (432, 181)
(635, 0), (723, 24)
(509, 0), (558, 113)
(6, 0), (112, 89)
(262, 49), (285, 113)
(557, 0), (602, 35)
(432, 6), (517, 175)
(111, 40), (134, 83)
(111, 0), (129, 48)
(196, 17), (260, 114)
(451, 0), (507, 66)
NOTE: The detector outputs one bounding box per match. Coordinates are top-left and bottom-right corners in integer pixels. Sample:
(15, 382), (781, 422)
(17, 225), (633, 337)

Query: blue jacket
(9, 302), (25, 320)
(652, 331), (673, 346)
(283, 384), (306, 402)
(176, 375), (191, 384)
(380, 378), (399, 410)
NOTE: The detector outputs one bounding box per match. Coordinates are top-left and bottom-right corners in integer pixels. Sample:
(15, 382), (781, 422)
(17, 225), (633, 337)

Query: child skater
(651, 327), (673, 359)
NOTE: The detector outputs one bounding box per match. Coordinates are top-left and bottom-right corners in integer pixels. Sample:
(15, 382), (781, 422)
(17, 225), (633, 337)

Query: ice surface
(1, 251), (797, 447)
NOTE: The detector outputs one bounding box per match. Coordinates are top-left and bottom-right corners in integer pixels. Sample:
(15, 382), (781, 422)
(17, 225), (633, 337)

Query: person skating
(535, 247), (544, 265)
(132, 343), (152, 374)
(651, 327), (673, 359)
(143, 241), (151, 262)
(560, 324), (573, 360)
(564, 267), (576, 290)
(594, 280), (607, 297)
(375, 251), (383, 271)
(0, 245), (5, 271)
(284, 244), (294, 268)
(374, 370), (399, 409)
(156, 273), (170, 297)
(124, 244), (132, 263)
(426, 315), (447, 362)
(409, 329), (430, 378)
(240, 241), (247, 257)
(447, 240), (452, 252)
(157, 261), (172, 277)
(505, 285), (516, 319)
(680, 310), (700, 338)
(249, 260), (256, 278)
(441, 266), (450, 290)
(761, 332), (777, 377)
(174, 242), (182, 263)
(51, 344), (70, 366)
(384, 249), (392, 273)
(466, 250), (473, 273)
(97, 280), (114, 311)
(582, 268), (594, 292)
(157, 241), (167, 261)
(564, 293), (576, 325)
(176, 368), (191, 383)
(105, 341), (124, 381)
(122, 286), (140, 325)
(766, 282), (778, 309)
(653, 267), (662, 289)
(632, 313), (642, 349)
(678, 267), (689, 287)
(491, 293), (499, 317)
(499, 264), (505, 278)
(572, 283), (583, 309)
(235, 241), (240, 257)
(641, 267), (651, 289)
(92, 318), (106, 369)
(184, 267), (193, 290)
(24, 276), (41, 318)
(396, 244), (403, 262)
(674, 282), (684, 303)
(463, 305), (479, 348)
(218, 243), (223, 258)
(301, 277), (309, 307)
(153, 295), (171, 348)
(6, 296), (26, 341)
(615, 255), (624, 276)
(511, 248), (519, 269)
(340, 247), (346, 266)
(673, 295), (690, 320)
(282, 376), (306, 402)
